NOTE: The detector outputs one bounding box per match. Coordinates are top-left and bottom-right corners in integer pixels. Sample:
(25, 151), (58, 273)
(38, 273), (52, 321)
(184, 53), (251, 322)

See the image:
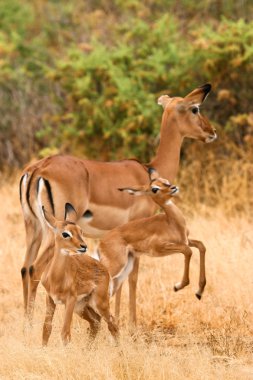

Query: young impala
(40, 199), (119, 346)
(20, 84), (216, 325)
(98, 168), (206, 312)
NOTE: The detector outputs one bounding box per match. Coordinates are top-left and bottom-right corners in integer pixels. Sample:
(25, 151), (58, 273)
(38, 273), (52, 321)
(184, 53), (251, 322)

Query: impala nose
(78, 244), (87, 253)
(170, 186), (179, 195)
(205, 131), (217, 143)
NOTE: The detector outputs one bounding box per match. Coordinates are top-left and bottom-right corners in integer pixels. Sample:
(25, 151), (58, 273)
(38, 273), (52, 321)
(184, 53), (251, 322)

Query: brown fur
(20, 84), (215, 325)
(98, 170), (206, 324)
(40, 215), (118, 346)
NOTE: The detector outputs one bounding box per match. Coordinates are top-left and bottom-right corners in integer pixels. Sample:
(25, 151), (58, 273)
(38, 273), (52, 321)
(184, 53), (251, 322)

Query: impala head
(42, 204), (87, 255)
(158, 83), (216, 143)
(118, 168), (179, 207)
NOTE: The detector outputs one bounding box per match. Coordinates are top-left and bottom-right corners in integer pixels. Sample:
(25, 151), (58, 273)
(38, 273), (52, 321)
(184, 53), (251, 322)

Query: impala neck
(150, 112), (183, 182)
(50, 240), (69, 276)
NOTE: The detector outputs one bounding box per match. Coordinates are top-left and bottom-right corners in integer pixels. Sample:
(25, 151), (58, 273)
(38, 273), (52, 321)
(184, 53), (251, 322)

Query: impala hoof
(195, 293), (201, 300)
(174, 285), (179, 292)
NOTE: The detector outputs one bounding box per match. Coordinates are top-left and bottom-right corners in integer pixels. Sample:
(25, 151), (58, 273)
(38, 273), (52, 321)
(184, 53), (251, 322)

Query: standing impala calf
(20, 84), (216, 325)
(99, 169), (206, 309)
(40, 201), (118, 346)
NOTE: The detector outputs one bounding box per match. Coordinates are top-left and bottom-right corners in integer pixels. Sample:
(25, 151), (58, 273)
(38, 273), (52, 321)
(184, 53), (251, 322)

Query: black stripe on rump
(26, 171), (37, 217)
(19, 174), (25, 203)
(43, 179), (55, 216)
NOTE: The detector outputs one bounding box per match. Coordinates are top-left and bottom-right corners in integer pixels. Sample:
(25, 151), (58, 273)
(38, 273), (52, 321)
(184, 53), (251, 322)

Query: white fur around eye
(191, 105), (200, 113)
(151, 186), (161, 191)
(62, 231), (73, 238)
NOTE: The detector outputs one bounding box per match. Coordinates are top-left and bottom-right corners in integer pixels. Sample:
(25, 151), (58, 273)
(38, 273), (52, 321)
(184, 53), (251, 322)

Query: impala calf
(98, 169), (206, 318)
(39, 201), (118, 346)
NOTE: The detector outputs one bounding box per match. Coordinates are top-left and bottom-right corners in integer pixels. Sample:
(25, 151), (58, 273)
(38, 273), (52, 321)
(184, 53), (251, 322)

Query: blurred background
(0, 0), (252, 213)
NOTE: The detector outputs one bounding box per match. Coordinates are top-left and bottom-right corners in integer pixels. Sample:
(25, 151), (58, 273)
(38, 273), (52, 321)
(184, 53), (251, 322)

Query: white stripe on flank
(37, 177), (51, 233)
(21, 173), (30, 219)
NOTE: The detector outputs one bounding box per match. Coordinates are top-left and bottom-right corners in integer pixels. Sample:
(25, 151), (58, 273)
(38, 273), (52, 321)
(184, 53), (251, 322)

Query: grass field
(0, 180), (253, 380)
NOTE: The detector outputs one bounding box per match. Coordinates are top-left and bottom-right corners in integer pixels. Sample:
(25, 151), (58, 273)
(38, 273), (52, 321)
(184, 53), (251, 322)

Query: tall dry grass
(0, 178), (253, 380)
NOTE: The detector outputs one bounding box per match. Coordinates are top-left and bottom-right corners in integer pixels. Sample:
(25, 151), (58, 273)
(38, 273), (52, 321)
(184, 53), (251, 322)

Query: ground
(0, 180), (253, 380)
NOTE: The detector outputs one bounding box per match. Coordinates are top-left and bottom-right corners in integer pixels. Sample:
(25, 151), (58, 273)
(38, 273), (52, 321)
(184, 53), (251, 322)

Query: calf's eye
(62, 232), (71, 239)
(192, 107), (199, 114)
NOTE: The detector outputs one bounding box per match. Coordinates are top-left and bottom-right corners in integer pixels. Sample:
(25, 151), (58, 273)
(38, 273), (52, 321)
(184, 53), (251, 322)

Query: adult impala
(20, 84), (216, 323)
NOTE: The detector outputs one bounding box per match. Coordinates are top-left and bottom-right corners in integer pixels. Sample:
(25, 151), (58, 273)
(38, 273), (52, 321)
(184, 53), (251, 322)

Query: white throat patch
(60, 249), (69, 256)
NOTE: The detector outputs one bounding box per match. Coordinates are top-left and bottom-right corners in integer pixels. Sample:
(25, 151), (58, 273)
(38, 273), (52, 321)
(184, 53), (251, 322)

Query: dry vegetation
(0, 179), (253, 380)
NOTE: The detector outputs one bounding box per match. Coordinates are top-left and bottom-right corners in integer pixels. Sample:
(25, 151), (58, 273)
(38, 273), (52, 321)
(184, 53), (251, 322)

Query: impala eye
(151, 187), (159, 193)
(192, 107), (199, 114)
(62, 232), (71, 239)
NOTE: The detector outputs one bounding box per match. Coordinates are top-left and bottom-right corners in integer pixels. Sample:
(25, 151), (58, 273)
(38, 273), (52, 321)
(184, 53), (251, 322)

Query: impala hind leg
(128, 257), (140, 326)
(91, 290), (119, 342)
(115, 284), (123, 323)
(21, 217), (42, 315)
(100, 307), (119, 342)
(76, 305), (101, 341)
(28, 237), (54, 323)
(42, 295), (56, 346)
(188, 239), (206, 300)
(61, 296), (76, 345)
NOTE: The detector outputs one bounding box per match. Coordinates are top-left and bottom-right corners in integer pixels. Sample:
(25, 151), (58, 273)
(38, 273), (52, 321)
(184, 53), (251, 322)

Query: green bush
(0, 0), (253, 168)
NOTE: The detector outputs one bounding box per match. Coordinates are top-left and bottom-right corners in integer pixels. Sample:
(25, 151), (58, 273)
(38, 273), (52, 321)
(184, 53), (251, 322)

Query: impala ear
(64, 203), (77, 222)
(148, 167), (160, 181)
(42, 206), (57, 230)
(184, 83), (212, 105)
(157, 95), (171, 109)
(118, 186), (148, 196)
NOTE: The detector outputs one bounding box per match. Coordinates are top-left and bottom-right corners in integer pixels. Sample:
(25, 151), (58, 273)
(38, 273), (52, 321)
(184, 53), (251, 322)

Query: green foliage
(0, 0), (253, 168)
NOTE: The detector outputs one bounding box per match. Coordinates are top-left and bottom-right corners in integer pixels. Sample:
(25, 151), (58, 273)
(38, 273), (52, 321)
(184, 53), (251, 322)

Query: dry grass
(0, 180), (253, 380)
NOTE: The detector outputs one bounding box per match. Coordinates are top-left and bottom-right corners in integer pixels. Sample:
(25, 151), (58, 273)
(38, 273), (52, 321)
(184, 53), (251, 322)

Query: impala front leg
(28, 242), (54, 323)
(173, 245), (192, 292)
(21, 218), (42, 315)
(42, 295), (56, 346)
(188, 239), (206, 299)
(61, 296), (76, 345)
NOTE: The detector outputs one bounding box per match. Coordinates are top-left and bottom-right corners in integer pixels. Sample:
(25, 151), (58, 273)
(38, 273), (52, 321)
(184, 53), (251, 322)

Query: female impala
(40, 201), (118, 346)
(20, 84), (216, 324)
(99, 168), (206, 309)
